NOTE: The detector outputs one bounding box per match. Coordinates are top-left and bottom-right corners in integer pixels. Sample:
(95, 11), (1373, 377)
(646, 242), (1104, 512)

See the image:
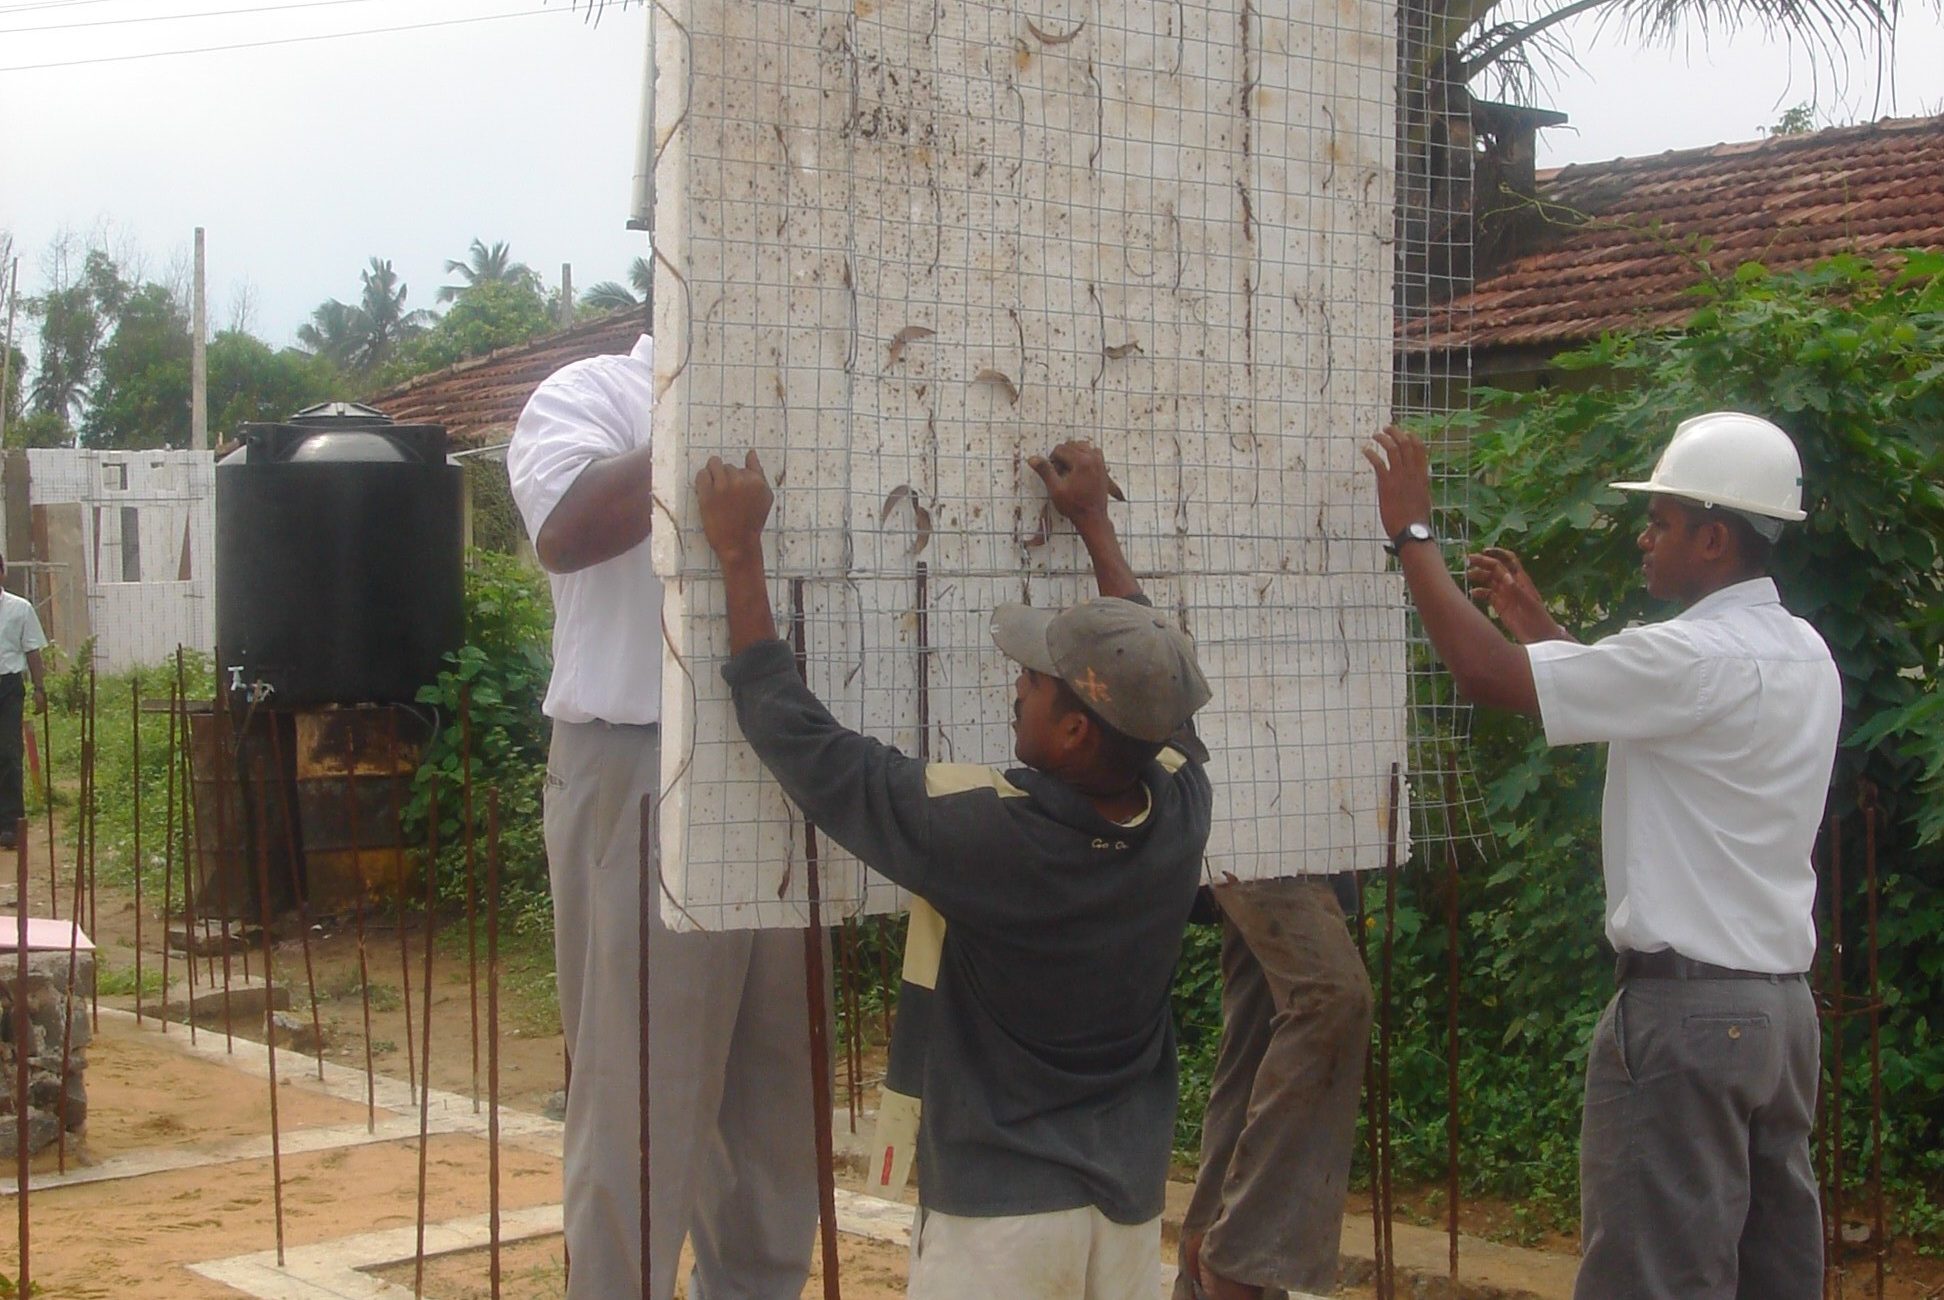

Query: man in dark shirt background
(695, 439), (1214, 1299)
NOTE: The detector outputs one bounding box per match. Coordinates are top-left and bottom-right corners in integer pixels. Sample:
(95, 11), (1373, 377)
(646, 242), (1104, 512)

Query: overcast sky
(3, 0), (1941, 356)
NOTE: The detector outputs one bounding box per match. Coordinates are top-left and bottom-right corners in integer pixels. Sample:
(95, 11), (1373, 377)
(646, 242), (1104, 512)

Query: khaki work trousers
(546, 720), (820, 1300)
(908, 1205), (1162, 1300)
(1175, 877), (1372, 1299)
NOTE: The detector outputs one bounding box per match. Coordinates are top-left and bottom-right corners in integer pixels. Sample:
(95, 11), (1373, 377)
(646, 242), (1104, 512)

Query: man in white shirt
(0, 557), (50, 850)
(508, 333), (817, 1300)
(1364, 412), (1840, 1299)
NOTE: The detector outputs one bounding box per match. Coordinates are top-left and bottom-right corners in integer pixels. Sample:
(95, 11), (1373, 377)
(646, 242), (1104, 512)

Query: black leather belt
(1615, 950), (1802, 984)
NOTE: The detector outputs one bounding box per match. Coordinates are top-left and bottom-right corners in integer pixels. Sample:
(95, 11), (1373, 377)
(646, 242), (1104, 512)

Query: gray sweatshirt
(723, 637), (1211, 1223)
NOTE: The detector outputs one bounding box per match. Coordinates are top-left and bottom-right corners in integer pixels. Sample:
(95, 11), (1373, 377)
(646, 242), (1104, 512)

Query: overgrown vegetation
(1368, 251), (1944, 1232)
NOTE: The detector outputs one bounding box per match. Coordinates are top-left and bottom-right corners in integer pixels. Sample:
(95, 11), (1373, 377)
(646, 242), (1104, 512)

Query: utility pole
(559, 262), (575, 329)
(191, 227), (208, 451)
(0, 257), (17, 448)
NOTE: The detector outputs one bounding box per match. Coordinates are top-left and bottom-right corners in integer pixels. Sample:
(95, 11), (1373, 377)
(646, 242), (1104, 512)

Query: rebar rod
(461, 689), (481, 1113)
(486, 790), (503, 1300)
(414, 782), (440, 1298)
(56, 770), (87, 1175)
(1441, 762), (1463, 1284)
(174, 652), (199, 1046)
(1357, 862), (1383, 1291)
(39, 698), (55, 922)
(638, 793), (654, 1300)
(386, 710), (417, 1105)
(14, 821), (31, 1299)
(1830, 809), (1845, 1295)
(793, 578), (843, 1300)
(161, 667), (178, 1033)
(132, 681), (144, 1024)
(266, 721), (325, 1079)
(252, 747), (286, 1266)
(84, 663), (98, 1028)
(205, 692), (237, 1047)
(339, 731), (378, 1133)
(1377, 761), (1401, 1300)
(1862, 786), (1885, 1298)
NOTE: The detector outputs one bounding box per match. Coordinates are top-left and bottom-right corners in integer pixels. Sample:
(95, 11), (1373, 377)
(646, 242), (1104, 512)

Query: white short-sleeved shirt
(1527, 578), (1841, 974)
(507, 334), (664, 726)
(0, 590), (48, 677)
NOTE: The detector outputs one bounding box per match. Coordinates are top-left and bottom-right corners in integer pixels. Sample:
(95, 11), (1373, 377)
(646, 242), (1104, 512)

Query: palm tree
(356, 257), (431, 370)
(439, 239), (537, 304)
(579, 256), (653, 314)
(295, 298), (365, 369)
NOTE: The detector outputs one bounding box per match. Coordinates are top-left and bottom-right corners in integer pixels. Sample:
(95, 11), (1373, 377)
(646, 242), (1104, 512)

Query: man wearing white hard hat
(1364, 413), (1839, 1298)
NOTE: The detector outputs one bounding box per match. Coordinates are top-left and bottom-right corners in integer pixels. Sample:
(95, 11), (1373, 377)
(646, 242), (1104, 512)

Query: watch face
(1407, 523), (1433, 542)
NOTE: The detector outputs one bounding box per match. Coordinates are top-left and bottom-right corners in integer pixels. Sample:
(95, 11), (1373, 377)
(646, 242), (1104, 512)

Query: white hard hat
(1610, 411), (1807, 522)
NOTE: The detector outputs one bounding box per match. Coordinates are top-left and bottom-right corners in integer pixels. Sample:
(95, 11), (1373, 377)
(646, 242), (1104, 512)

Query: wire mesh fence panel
(651, 0), (1467, 931)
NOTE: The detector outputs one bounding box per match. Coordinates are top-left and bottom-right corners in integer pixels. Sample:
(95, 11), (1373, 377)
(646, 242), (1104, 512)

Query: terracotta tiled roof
(366, 309), (645, 448)
(1407, 114), (1944, 356)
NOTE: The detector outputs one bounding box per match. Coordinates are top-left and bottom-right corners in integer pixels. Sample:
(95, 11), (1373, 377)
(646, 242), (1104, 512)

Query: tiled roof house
(1407, 113), (1944, 383)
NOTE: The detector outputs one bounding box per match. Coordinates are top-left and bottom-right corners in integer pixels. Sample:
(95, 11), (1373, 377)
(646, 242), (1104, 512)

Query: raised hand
(695, 450), (774, 563)
(1028, 439), (1124, 524)
(1466, 547), (1571, 644)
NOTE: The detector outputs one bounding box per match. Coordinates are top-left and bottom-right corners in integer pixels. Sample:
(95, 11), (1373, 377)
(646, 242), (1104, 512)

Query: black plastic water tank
(216, 403), (464, 707)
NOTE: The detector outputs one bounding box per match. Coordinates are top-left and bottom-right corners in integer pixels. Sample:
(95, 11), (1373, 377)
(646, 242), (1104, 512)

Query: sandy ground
(6, 808), (1940, 1299)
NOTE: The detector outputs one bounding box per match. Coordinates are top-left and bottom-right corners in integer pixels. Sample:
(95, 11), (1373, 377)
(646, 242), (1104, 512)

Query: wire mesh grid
(649, 0), (1469, 930)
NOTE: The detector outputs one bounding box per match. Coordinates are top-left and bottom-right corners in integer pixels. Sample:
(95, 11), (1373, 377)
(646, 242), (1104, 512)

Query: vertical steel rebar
(175, 653), (200, 1046)
(84, 663), (98, 1028)
(206, 692), (239, 1046)
(266, 721), (325, 1079)
(386, 710), (418, 1105)
(1861, 785), (1885, 1298)
(1377, 762), (1401, 1300)
(40, 700), (56, 922)
(792, 578), (843, 1300)
(56, 769), (87, 1175)
(132, 681), (144, 1024)
(252, 744), (286, 1267)
(160, 669), (178, 1033)
(1829, 809), (1845, 1295)
(486, 790), (503, 1300)
(414, 782), (440, 1298)
(1441, 764), (1463, 1284)
(639, 792), (654, 1300)
(14, 821), (31, 1299)
(461, 689), (481, 1113)
(1357, 863), (1383, 1291)
(340, 731), (378, 1134)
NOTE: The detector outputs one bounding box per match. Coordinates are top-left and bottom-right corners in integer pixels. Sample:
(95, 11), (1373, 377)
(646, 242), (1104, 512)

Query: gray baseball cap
(990, 597), (1213, 743)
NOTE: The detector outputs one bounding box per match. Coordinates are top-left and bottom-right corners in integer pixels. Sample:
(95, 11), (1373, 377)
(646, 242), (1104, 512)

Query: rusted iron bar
(1357, 865), (1383, 1292)
(1861, 785), (1886, 1298)
(14, 821), (31, 1298)
(40, 697), (56, 921)
(266, 722), (325, 1080)
(132, 681), (144, 1024)
(57, 760), (88, 1174)
(1441, 762), (1463, 1283)
(386, 710), (418, 1106)
(161, 667), (178, 1033)
(206, 691), (239, 1043)
(487, 790), (503, 1300)
(461, 689), (481, 1113)
(252, 746), (287, 1266)
(338, 731), (378, 1133)
(1830, 810), (1845, 1296)
(638, 793), (654, 1300)
(792, 578), (843, 1300)
(1376, 761), (1402, 1300)
(414, 782), (440, 1298)
(84, 663), (98, 1027)
(175, 652), (200, 1046)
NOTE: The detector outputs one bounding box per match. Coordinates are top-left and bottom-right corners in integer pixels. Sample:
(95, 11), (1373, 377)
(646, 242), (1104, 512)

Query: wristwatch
(1385, 521), (1437, 556)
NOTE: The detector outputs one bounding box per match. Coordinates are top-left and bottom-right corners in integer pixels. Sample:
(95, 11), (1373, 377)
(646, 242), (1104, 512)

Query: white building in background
(0, 448), (216, 673)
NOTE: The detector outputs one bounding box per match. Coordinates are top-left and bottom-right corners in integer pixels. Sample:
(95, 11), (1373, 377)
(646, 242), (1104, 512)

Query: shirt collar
(1677, 576), (1779, 623)
(630, 333), (654, 366)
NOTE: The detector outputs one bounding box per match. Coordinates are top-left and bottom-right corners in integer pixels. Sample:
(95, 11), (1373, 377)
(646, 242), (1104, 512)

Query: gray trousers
(546, 721), (819, 1300)
(1175, 877), (1374, 1298)
(1577, 972), (1821, 1300)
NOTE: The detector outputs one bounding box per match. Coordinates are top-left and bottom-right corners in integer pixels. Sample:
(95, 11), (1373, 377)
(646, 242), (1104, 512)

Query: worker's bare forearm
(1074, 513), (1141, 601)
(1399, 546), (1540, 715)
(534, 445), (655, 573)
(718, 550), (780, 656)
(24, 650), (43, 694)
